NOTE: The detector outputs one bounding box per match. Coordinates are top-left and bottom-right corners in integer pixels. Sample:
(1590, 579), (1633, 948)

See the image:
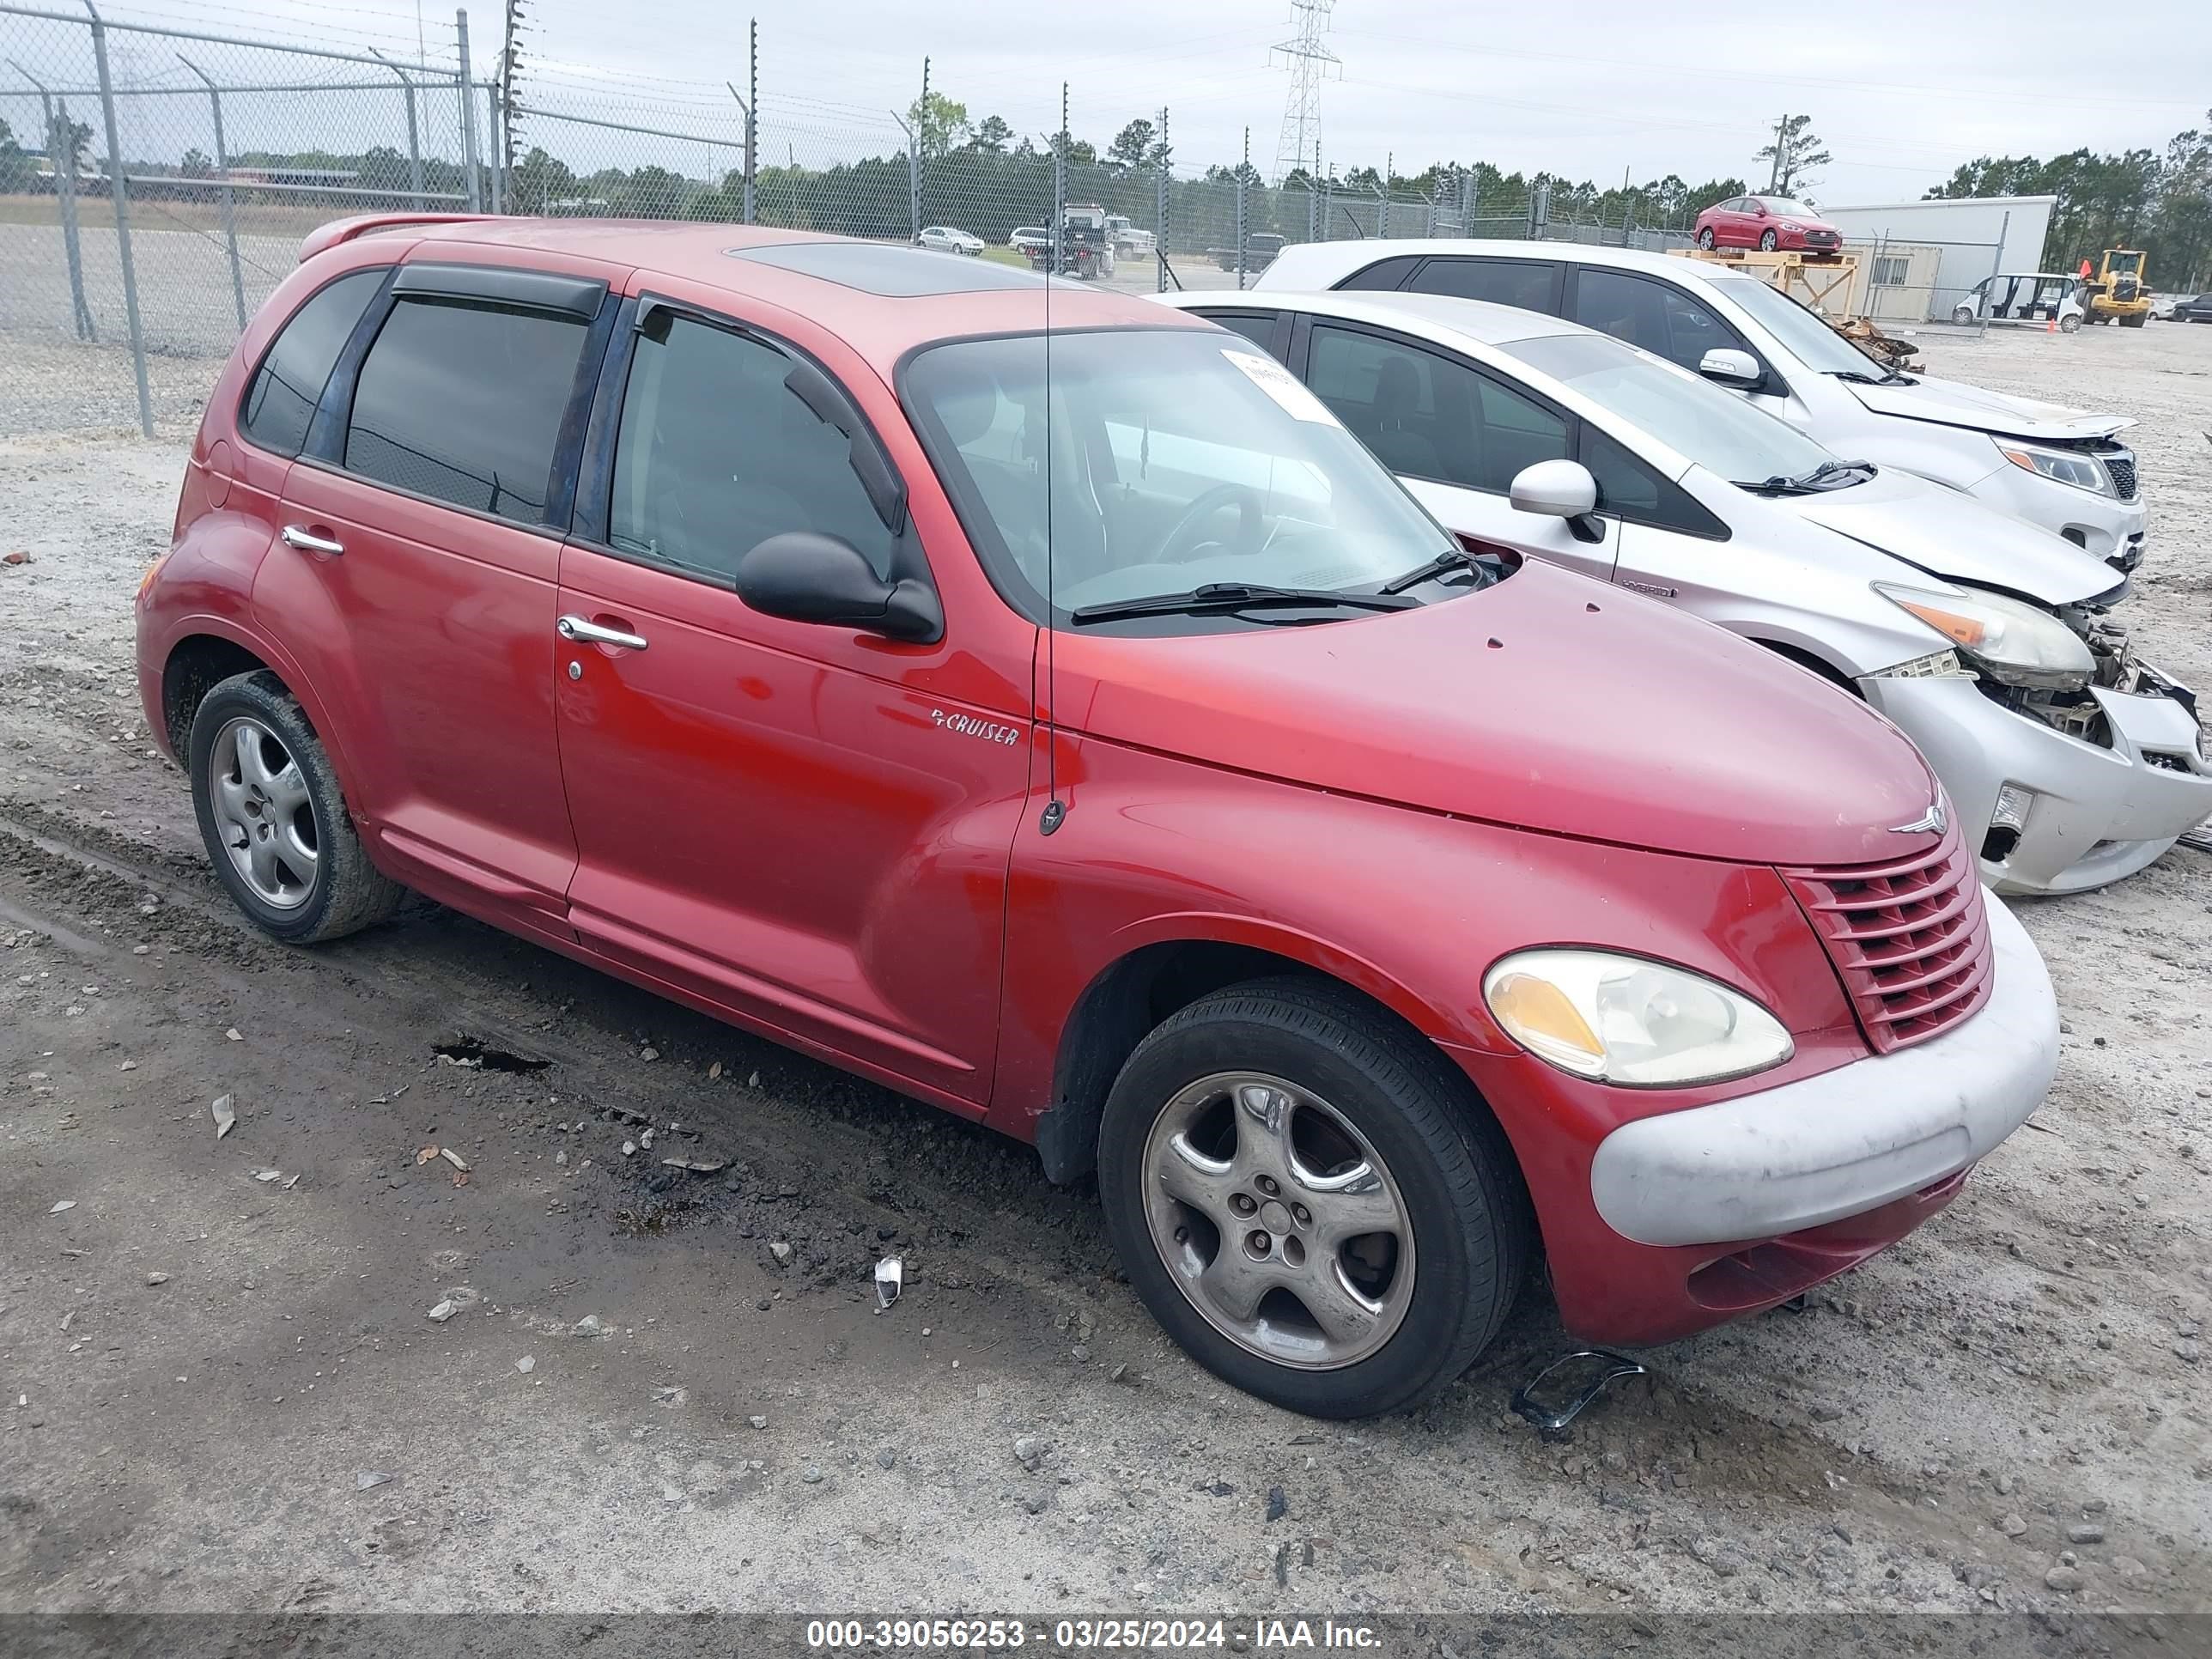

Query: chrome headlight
(1482, 951), (1795, 1087)
(1873, 581), (2094, 690)
(1994, 438), (2114, 497)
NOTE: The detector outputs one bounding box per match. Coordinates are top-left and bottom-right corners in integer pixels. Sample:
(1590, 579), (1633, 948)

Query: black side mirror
(734, 532), (943, 644)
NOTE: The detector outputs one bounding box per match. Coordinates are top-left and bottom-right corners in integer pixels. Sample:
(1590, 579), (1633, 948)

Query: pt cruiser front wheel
(1098, 979), (1532, 1418)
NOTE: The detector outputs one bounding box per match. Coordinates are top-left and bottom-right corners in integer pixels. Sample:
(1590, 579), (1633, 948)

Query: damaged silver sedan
(1160, 289), (2212, 896)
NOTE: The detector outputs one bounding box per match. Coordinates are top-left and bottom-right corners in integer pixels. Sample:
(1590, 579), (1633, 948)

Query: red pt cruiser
(137, 218), (2058, 1417)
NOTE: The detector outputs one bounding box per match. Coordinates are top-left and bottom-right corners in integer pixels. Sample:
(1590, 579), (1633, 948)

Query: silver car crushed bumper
(1862, 665), (2212, 897)
(1589, 895), (2056, 1249)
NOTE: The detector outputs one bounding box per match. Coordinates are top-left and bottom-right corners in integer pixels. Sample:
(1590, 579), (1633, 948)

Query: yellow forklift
(2081, 249), (2152, 327)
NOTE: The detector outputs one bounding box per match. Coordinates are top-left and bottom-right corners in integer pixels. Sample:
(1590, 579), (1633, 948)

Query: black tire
(1759, 228), (1779, 252)
(187, 670), (404, 944)
(1097, 977), (1533, 1418)
(2119, 312), (2146, 328)
(1696, 228), (1716, 250)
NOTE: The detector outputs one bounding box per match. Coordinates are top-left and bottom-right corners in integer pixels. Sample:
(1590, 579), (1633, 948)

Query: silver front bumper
(1863, 665), (2212, 896)
(1589, 895), (2057, 1249)
(1967, 465), (2147, 566)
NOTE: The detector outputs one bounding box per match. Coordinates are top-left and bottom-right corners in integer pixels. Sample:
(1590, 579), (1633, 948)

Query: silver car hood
(1845, 373), (2133, 442)
(1779, 468), (2120, 606)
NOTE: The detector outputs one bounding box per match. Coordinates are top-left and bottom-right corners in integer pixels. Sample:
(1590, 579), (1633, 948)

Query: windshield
(1500, 331), (1839, 486)
(903, 328), (1458, 619)
(1713, 275), (1890, 376)
(1758, 198), (1818, 218)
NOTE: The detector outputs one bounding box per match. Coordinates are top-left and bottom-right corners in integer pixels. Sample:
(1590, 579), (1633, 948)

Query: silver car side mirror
(1509, 459), (1605, 544)
(1698, 347), (1763, 388)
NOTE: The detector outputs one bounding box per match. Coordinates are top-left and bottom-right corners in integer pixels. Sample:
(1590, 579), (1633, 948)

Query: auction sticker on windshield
(1223, 348), (1340, 424)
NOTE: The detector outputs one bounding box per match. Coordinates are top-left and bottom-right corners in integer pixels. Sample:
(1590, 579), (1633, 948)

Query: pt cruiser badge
(1890, 799), (1948, 836)
(932, 708), (1023, 746)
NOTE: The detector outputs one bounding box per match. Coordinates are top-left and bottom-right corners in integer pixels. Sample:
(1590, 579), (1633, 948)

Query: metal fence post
(455, 9), (483, 210)
(9, 64), (94, 341)
(744, 17), (757, 225)
(1052, 83), (1066, 277)
(1988, 210), (2008, 339)
(374, 51), (428, 209)
(82, 1), (152, 437)
(1154, 105), (1170, 294)
(1235, 127), (1249, 290)
(177, 57), (246, 333)
(1320, 172), (1331, 242)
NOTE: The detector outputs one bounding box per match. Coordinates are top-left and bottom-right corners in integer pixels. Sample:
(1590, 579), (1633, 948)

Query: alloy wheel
(1140, 1070), (1416, 1370)
(207, 715), (319, 909)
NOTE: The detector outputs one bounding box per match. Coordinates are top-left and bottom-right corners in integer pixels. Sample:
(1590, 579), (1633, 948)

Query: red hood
(1055, 561), (1939, 866)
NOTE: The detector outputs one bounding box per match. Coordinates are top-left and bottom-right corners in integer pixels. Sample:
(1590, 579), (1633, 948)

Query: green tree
(906, 89), (969, 160)
(1755, 114), (1830, 193)
(1107, 118), (1156, 173)
(969, 114), (1013, 155)
(509, 144), (575, 214)
(0, 118), (33, 192)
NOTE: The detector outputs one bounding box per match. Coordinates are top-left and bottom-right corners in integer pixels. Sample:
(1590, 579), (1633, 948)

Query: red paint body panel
(138, 221), (1978, 1362)
(1044, 558), (1936, 867)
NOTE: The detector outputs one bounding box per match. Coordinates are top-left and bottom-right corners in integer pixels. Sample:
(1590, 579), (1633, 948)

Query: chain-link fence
(1, 4), (1705, 438)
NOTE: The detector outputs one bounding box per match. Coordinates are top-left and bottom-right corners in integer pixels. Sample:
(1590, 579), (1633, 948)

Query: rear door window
(606, 310), (897, 582)
(1334, 254), (1424, 292)
(1195, 310), (1289, 362)
(239, 268), (386, 457)
(343, 296), (591, 525)
(1406, 258), (1560, 315)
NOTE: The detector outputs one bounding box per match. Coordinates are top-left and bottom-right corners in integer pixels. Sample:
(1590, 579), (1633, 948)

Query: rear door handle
(557, 614), (648, 652)
(280, 524), (344, 556)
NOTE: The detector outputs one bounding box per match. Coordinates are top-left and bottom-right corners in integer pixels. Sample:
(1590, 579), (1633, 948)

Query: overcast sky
(100, 0), (2210, 202)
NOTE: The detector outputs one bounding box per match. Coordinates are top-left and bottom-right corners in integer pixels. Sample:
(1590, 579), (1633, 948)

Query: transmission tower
(1271, 0), (1340, 184)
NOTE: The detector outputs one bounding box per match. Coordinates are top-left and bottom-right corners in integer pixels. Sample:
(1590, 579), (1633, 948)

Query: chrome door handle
(556, 614), (648, 651)
(280, 524), (344, 556)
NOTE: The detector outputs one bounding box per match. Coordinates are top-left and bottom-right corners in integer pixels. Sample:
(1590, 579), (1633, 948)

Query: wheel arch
(158, 621), (361, 799)
(1030, 925), (1501, 1186)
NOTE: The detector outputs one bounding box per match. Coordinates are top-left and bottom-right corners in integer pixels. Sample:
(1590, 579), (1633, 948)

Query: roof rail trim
(298, 213), (497, 265)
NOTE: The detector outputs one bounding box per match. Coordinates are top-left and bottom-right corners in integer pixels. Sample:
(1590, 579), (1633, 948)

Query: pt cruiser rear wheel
(188, 671), (404, 944)
(1098, 979), (1532, 1418)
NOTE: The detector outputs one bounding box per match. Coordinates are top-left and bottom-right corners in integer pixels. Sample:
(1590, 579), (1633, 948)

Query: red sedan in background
(1694, 194), (1844, 255)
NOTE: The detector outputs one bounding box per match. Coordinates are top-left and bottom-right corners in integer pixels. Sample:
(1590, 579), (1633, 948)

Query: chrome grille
(1782, 826), (1993, 1054)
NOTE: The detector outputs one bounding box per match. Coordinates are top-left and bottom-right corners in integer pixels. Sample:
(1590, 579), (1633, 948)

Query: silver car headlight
(1994, 438), (2114, 497)
(1482, 951), (1795, 1087)
(1873, 581), (2094, 691)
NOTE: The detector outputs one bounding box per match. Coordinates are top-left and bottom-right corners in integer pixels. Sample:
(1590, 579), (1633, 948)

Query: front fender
(985, 738), (1854, 1153)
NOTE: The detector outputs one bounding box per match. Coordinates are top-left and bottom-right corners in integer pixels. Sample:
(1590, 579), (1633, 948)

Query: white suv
(1257, 239), (2148, 571)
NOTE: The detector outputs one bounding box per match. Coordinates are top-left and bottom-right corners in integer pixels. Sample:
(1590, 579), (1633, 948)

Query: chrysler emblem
(1889, 799), (1948, 836)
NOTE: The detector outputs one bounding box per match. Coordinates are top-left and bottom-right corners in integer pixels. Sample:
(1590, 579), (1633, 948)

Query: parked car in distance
(1694, 194), (1844, 255)
(140, 216), (2060, 1418)
(915, 225), (983, 256)
(1952, 272), (2086, 332)
(1163, 289), (2212, 897)
(1258, 239), (2149, 569)
(1008, 226), (1049, 256)
(2170, 293), (2212, 323)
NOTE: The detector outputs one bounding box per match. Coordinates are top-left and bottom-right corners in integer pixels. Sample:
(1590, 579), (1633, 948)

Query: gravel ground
(0, 318), (2209, 1630)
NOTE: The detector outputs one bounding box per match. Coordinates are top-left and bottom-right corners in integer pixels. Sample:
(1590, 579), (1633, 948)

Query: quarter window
(1406, 258), (1557, 314)
(1305, 325), (1569, 494)
(239, 268), (385, 457)
(344, 296), (589, 524)
(608, 311), (896, 582)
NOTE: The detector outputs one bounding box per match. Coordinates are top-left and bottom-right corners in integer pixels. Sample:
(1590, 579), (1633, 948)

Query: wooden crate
(1668, 247), (1860, 319)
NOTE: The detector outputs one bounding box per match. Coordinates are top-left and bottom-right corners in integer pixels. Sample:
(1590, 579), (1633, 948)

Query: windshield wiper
(1734, 474), (1819, 495)
(1068, 582), (1419, 624)
(1380, 547), (1474, 595)
(1829, 368), (1914, 388)
(1798, 457), (1875, 487)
